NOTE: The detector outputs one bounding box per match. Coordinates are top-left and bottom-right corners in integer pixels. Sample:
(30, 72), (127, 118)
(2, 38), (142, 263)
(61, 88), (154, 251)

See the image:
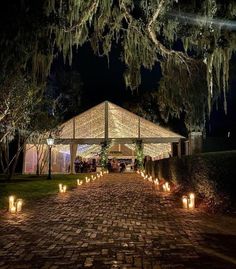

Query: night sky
(52, 43), (236, 139)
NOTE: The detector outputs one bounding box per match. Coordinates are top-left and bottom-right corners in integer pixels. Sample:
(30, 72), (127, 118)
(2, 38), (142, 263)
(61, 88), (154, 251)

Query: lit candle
(10, 205), (16, 213)
(63, 185), (67, 193)
(9, 196), (15, 211)
(163, 184), (166, 191)
(188, 193), (195, 209)
(16, 199), (23, 212)
(182, 196), (188, 209)
(166, 182), (170, 191)
(155, 178), (159, 185)
(77, 179), (82, 185)
(59, 184), (63, 193)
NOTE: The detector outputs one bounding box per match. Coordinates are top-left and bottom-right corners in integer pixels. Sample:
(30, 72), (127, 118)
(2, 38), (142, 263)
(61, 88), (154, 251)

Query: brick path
(0, 173), (236, 269)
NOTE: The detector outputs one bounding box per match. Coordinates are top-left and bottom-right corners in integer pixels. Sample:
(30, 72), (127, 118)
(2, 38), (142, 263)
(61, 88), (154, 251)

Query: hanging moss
(1, 0), (236, 132)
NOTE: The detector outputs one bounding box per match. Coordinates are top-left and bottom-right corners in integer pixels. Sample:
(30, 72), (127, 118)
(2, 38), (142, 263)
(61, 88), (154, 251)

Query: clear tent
(23, 101), (184, 174)
(55, 101), (183, 159)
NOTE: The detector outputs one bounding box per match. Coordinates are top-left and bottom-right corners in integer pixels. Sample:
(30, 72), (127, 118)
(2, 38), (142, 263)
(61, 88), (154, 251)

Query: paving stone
(0, 173), (235, 269)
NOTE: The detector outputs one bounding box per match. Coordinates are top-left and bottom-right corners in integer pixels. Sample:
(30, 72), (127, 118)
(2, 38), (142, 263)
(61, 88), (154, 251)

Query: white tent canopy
(23, 101), (185, 174)
(54, 101), (184, 158)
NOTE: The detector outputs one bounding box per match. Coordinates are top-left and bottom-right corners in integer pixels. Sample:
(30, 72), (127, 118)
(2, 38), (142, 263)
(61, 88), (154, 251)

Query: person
(107, 160), (112, 172)
(120, 162), (126, 173)
(74, 158), (80, 173)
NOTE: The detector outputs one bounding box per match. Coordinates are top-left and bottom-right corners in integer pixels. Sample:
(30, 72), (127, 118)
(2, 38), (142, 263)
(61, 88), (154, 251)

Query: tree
(0, 72), (43, 178)
(1, 0), (236, 130)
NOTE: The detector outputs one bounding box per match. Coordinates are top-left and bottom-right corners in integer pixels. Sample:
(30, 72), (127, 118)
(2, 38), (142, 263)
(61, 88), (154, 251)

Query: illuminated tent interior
(23, 101), (184, 174)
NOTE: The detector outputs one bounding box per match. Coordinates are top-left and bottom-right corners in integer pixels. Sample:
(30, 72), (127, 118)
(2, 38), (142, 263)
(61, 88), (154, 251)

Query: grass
(0, 173), (92, 210)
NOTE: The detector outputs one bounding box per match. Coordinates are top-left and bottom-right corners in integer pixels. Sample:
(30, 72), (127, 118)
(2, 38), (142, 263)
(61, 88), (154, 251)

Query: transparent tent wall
(24, 144), (70, 174)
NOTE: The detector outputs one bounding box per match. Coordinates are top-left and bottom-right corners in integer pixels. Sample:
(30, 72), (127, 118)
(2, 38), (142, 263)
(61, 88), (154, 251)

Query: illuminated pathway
(0, 173), (236, 269)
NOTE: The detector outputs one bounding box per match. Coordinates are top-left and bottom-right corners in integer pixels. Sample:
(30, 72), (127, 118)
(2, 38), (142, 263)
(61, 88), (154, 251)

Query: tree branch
(63, 1), (99, 33)
(147, 0), (195, 72)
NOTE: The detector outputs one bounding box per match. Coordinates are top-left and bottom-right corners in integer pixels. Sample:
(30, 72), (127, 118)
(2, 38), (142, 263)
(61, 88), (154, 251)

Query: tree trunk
(7, 134), (23, 180)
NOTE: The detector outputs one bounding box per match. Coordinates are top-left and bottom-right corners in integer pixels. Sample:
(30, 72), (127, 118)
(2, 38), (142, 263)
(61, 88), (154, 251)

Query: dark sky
(52, 43), (236, 138)
(72, 44), (161, 109)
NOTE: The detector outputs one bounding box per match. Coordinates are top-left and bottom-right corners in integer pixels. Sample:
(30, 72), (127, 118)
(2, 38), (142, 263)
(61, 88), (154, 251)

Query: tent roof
(57, 101), (184, 141)
(53, 101), (184, 159)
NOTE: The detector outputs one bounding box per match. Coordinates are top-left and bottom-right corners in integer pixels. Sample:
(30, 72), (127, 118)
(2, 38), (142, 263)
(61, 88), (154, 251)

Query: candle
(59, 184), (63, 192)
(9, 196), (15, 211)
(189, 193), (195, 209)
(77, 179), (82, 186)
(10, 205), (16, 213)
(163, 184), (166, 191)
(182, 196), (188, 209)
(155, 178), (159, 185)
(63, 185), (67, 193)
(16, 199), (23, 212)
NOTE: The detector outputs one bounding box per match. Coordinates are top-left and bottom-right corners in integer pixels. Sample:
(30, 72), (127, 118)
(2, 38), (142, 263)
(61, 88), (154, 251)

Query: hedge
(145, 151), (236, 211)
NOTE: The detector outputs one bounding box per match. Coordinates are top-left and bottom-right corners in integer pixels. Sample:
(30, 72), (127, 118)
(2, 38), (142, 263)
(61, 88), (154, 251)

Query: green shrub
(146, 151), (236, 211)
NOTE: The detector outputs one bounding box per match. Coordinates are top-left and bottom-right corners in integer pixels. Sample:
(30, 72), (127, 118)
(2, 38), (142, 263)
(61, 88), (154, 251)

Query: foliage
(1, 0), (236, 131)
(100, 141), (110, 167)
(135, 140), (144, 169)
(50, 69), (83, 121)
(146, 151), (236, 212)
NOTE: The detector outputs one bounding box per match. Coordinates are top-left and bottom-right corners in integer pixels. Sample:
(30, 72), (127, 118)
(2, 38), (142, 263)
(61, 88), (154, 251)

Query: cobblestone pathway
(0, 173), (236, 269)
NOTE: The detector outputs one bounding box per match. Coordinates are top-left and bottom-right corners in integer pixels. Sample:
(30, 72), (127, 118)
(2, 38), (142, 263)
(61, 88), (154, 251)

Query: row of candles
(138, 170), (171, 193)
(59, 170), (109, 193)
(8, 171), (109, 213)
(137, 170), (195, 209)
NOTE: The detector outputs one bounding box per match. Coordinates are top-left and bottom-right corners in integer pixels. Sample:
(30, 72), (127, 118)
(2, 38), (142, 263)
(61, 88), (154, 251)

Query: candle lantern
(8, 196), (23, 213)
(163, 182), (170, 192)
(10, 205), (16, 213)
(16, 199), (23, 212)
(59, 184), (67, 193)
(77, 179), (82, 186)
(188, 193), (195, 209)
(9, 196), (15, 211)
(182, 196), (188, 209)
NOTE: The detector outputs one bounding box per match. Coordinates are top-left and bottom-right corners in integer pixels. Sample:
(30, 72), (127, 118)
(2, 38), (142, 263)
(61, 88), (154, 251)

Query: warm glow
(188, 193), (195, 209)
(9, 196), (23, 213)
(77, 179), (83, 186)
(16, 199), (23, 212)
(163, 182), (170, 192)
(9, 196), (15, 211)
(182, 196), (188, 209)
(59, 184), (67, 193)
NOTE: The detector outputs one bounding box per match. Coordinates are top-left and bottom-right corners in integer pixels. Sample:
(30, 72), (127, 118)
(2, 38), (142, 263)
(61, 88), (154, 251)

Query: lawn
(0, 173), (91, 210)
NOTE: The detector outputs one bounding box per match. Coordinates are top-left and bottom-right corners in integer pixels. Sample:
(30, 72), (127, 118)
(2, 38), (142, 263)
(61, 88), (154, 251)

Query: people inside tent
(120, 161), (126, 173)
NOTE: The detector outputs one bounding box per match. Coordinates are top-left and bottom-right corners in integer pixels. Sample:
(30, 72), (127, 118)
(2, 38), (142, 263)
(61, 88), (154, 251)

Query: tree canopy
(0, 0), (236, 131)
